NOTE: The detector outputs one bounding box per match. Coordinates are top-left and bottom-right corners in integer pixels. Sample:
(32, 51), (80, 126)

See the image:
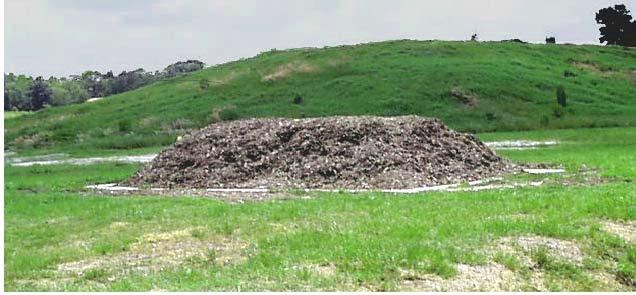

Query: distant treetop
(596, 4), (636, 47)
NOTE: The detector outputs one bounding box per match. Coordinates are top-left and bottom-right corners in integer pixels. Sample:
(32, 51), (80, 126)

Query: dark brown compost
(127, 116), (514, 189)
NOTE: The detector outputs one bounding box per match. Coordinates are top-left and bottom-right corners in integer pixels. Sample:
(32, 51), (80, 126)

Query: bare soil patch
(485, 140), (559, 150)
(496, 235), (585, 265)
(262, 61), (317, 81)
(398, 234), (629, 291)
(128, 116), (514, 190)
(571, 61), (616, 76)
(56, 228), (248, 278)
(449, 87), (479, 107)
(399, 263), (522, 291)
(601, 220), (636, 243)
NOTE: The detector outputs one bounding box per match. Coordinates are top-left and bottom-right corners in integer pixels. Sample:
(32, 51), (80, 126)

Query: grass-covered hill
(5, 40), (636, 153)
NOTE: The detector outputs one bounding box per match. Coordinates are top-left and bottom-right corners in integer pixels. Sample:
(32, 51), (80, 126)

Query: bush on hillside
(118, 119), (133, 132)
(557, 86), (567, 107)
(293, 94), (303, 104)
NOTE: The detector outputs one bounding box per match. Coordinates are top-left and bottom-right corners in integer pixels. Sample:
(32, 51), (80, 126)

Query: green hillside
(5, 40), (636, 153)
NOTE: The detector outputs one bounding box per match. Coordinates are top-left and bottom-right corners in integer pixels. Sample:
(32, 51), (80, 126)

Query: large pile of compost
(127, 116), (513, 189)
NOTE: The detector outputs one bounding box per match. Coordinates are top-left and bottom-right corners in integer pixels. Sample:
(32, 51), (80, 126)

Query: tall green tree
(596, 4), (636, 46)
(28, 77), (53, 110)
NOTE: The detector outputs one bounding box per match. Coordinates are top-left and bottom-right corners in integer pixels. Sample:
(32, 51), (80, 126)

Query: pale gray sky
(5, 0), (635, 77)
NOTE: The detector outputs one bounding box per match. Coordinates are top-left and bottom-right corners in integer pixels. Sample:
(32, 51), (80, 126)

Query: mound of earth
(127, 116), (514, 189)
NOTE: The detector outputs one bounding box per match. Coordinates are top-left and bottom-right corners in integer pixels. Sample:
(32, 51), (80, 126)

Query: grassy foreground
(5, 40), (636, 154)
(4, 127), (635, 291)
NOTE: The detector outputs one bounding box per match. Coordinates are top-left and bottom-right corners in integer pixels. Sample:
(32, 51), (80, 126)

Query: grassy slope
(4, 127), (635, 291)
(5, 40), (636, 153)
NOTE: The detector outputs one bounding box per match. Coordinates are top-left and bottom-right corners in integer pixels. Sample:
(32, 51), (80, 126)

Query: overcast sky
(5, 0), (635, 77)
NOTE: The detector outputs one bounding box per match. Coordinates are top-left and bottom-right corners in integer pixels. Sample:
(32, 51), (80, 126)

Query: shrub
(563, 70), (576, 77)
(293, 94), (303, 104)
(118, 119), (132, 132)
(556, 86), (567, 107)
(546, 36), (556, 44)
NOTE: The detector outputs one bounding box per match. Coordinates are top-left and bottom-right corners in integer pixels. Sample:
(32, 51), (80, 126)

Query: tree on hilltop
(596, 4), (636, 46)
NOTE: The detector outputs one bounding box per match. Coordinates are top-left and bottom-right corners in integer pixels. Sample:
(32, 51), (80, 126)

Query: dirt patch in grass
(490, 235), (630, 290)
(56, 227), (248, 278)
(449, 87), (479, 107)
(601, 220), (636, 243)
(109, 222), (129, 231)
(399, 263), (521, 291)
(571, 61), (616, 76)
(289, 263), (337, 277)
(497, 235), (585, 265)
(399, 234), (629, 291)
(210, 71), (241, 86)
(13, 278), (77, 290)
(262, 61), (317, 82)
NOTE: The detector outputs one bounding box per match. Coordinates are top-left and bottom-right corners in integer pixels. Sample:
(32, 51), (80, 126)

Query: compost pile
(127, 116), (513, 189)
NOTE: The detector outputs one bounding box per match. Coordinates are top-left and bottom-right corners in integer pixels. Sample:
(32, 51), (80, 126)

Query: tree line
(4, 60), (204, 111)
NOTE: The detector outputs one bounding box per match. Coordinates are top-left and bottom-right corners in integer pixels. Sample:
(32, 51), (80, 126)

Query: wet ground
(4, 140), (560, 167)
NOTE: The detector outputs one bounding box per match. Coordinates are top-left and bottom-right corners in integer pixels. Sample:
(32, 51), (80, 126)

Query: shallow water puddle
(485, 140), (558, 150)
(86, 177), (549, 196)
(6, 140), (557, 166)
(7, 154), (157, 167)
(522, 168), (566, 174)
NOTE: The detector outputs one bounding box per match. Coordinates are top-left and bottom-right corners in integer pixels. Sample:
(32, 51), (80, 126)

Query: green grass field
(4, 126), (635, 291)
(4, 40), (636, 155)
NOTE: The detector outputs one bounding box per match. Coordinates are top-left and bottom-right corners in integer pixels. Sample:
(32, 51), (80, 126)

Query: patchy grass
(4, 126), (636, 291)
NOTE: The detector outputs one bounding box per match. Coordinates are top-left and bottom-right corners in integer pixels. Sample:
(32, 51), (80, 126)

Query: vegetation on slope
(5, 40), (636, 153)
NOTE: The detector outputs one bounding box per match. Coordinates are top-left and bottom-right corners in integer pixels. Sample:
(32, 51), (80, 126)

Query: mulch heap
(127, 116), (515, 189)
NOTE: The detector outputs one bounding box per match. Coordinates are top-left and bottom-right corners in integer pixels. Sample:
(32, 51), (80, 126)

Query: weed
(493, 252), (522, 271)
(82, 268), (109, 282)
(190, 228), (206, 240)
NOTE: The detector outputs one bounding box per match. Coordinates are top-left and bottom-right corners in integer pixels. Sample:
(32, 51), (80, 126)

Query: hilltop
(5, 40), (636, 153)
